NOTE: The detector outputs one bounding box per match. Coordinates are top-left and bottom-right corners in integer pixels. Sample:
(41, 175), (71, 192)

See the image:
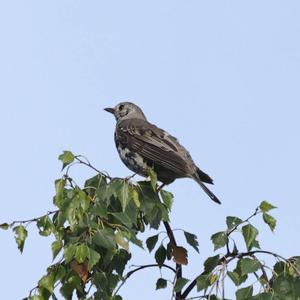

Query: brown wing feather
(116, 119), (195, 177)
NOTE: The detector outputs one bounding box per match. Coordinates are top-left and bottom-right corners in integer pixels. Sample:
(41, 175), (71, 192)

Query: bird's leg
(157, 183), (166, 192)
(124, 173), (137, 181)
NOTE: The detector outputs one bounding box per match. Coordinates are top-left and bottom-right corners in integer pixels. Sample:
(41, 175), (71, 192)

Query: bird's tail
(197, 180), (221, 204)
(193, 168), (221, 204)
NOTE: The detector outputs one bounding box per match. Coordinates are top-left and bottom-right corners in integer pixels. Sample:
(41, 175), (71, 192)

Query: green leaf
(75, 243), (89, 263)
(227, 271), (240, 286)
(93, 228), (117, 250)
(77, 188), (90, 211)
(59, 275), (82, 299)
(84, 173), (107, 191)
(127, 230), (144, 249)
(174, 277), (189, 292)
(273, 261), (285, 275)
(205, 296), (220, 300)
(111, 249), (131, 276)
(54, 265), (66, 282)
(249, 293), (273, 300)
(156, 278), (167, 290)
(242, 224), (259, 251)
(236, 285), (253, 300)
(226, 216), (243, 230)
(155, 244), (167, 266)
(131, 188), (140, 208)
(53, 178), (66, 207)
(227, 270), (247, 287)
(38, 272), (55, 294)
(232, 260), (249, 286)
(160, 190), (174, 211)
(108, 180), (131, 211)
(137, 181), (161, 227)
(263, 213), (276, 231)
(252, 239), (261, 249)
(203, 255), (220, 274)
(143, 203), (166, 229)
(0, 223), (9, 230)
(124, 200), (139, 226)
(146, 234), (159, 252)
(63, 189), (89, 229)
(110, 212), (132, 228)
(209, 274), (218, 285)
(115, 231), (129, 252)
(184, 231), (199, 253)
(87, 247), (101, 270)
(149, 168), (157, 190)
(166, 242), (173, 260)
(90, 201), (108, 218)
(28, 296), (44, 300)
(37, 216), (53, 236)
(239, 258), (261, 275)
(288, 256), (300, 277)
(259, 201), (277, 213)
(58, 150), (75, 170)
(196, 274), (210, 291)
(273, 273), (300, 297)
(51, 240), (63, 260)
(111, 296), (123, 300)
(37, 287), (51, 300)
(64, 244), (76, 263)
(117, 181), (130, 211)
(211, 231), (228, 250)
(52, 211), (66, 229)
(13, 225), (28, 253)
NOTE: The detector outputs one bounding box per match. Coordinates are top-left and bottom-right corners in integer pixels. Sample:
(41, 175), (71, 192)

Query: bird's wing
(116, 119), (194, 176)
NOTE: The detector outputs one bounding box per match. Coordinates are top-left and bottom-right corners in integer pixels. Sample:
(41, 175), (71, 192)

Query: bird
(104, 102), (221, 204)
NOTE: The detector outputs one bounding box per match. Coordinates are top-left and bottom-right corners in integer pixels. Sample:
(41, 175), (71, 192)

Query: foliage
(1, 151), (300, 300)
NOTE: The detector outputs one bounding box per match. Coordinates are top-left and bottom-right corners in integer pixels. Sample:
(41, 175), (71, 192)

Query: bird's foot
(124, 173), (137, 181)
(157, 183), (166, 192)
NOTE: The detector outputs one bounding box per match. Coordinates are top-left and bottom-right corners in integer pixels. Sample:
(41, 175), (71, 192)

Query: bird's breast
(117, 145), (149, 176)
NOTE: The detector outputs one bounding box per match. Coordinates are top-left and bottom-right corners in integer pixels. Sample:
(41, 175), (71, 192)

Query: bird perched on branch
(104, 102), (220, 204)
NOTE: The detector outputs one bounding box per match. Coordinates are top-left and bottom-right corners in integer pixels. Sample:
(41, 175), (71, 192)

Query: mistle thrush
(105, 102), (220, 204)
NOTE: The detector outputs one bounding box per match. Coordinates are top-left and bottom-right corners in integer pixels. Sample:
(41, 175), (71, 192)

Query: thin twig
(74, 155), (112, 180)
(226, 207), (260, 236)
(251, 254), (270, 291)
(225, 250), (292, 265)
(228, 250), (300, 276)
(8, 210), (58, 227)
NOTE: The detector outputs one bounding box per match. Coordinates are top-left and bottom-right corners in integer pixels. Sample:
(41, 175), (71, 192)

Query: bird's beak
(104, 107), (115, 115)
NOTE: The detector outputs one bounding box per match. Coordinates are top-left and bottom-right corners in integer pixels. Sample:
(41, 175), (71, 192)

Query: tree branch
(125, 263), (176, 278)
(114, 263), (176, 296)
(182, 248), (300, 299)
(181, 277), (197, 299)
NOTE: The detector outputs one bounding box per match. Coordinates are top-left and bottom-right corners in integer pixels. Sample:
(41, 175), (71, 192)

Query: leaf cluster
(1, 151), (299, 300)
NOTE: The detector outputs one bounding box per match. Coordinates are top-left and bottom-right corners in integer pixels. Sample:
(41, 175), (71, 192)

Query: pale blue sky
(1, 1), (300, 299)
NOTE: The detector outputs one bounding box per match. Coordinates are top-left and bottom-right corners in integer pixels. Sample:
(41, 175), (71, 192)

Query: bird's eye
(119, 104), (124, 111)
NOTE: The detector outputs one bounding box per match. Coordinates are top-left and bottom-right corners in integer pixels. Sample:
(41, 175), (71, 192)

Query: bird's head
(104, 102), (147, 122)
